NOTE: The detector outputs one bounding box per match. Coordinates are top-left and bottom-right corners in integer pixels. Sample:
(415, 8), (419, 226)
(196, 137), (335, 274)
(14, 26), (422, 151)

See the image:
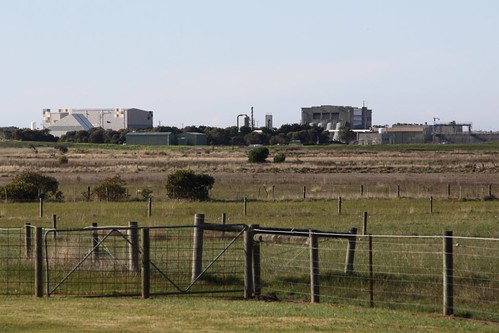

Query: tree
(338, 126), (357, 144)
(0, 170), (63, 201)
(248, 147), (269, 163)
(92, 175), (129, 201)
(166, 170), (214, 201)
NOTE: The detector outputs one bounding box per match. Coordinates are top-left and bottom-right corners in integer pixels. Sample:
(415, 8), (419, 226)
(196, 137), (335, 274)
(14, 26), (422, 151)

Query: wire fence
(257, 232), (498, 322)
(0, 223), (497, 322)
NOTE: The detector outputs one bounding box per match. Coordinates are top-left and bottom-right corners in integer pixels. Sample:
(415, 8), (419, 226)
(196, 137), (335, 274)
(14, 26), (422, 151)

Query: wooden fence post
(303, 186), (306, 200)
(447, 184), (451, 199)
(128, 222), (139, 272)
(25, 223), (32, 259)
(243, 197), (247, 216)
(272, 185), (275, 201)
(443, 230), (454, 316)
(360, 185), (364, 197)
(397, 185), (400, 198)
(429, 196), (433, 214)
(141, 228), (150, 299)
(362, 212), (368, 235)
(309, 230), (320, 303)
(252, 225), (261, 298)
(91, 222), (99, 263)
(35, 227), (43, 297)
(344, 228), (357, 274)
(52, 214), (57, 240)
(244, 226), (254, 299)
(147, 197), (152, 217)
(338, 196), (342, 215)
(191, 214), (205, 282)
(39, 198), (44, 218)
(488, 184), (492, 198)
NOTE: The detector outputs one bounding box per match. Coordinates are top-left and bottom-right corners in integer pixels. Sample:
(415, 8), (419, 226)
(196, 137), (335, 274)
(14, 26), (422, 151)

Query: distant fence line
(4, 182), (494, 203)
(0, 215), (497, 322)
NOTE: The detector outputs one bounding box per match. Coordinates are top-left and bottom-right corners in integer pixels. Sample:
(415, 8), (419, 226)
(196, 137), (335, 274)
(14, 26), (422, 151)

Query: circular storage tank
(378, 128), (386, 134)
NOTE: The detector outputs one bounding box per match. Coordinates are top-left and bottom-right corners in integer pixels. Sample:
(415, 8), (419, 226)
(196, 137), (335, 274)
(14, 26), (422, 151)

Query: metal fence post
(309, 230), (320, 303)
(39, 198), (44, 218)
(141, 228), (150, 299)
(35, 227), (43, 297)
(338, 196), (342, 215)
(128, 222), (139, 272)
(443, 230), (454, 316)
(147, 197), (152, 217)
(191, 214), (205, 282)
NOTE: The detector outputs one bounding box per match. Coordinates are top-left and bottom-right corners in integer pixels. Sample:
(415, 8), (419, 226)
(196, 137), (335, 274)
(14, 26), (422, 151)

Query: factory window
(312, 113), (321, 120)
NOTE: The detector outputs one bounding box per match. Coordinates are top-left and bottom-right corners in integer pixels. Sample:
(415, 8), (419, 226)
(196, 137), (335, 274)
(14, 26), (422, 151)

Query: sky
(1, 0), (498, 131)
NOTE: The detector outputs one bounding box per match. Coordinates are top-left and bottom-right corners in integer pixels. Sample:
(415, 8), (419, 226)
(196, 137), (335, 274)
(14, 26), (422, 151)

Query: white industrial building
(43, 108), (153, 137)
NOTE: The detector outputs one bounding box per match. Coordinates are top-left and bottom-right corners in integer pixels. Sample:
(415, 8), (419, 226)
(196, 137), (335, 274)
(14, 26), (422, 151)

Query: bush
(54, 145), (68, 154)
(0, 170), (63, 201)
(58, 156), (69, 165)
(92, 175), (129, 201)
(273, 153), (286, 163)
(248, 147), (269, 163)
(166, 170), (214, 201)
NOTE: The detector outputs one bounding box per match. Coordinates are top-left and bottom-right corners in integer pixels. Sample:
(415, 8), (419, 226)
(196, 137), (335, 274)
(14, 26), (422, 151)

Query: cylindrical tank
(30, 121), (37, 130)
(378, 128), (386, 134)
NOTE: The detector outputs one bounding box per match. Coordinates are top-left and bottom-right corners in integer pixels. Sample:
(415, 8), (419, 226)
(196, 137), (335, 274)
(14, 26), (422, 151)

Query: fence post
(25, 223), (32, 259)
(360, 185), (364, 197)
(303, 186), (306, 200)
(397, 185), (400, 198)
(141, 228), (150, 299)
(39, 198), (44, 217)
(429, 196), (433, 214)
(128, 222), (139, 272)
(488, 184), (492, 198)
(443, 230), (454, 316)
(91, 222), (99, 262)
(362, 212), (368, 235)
(35, 227), (43, 297)
(252, 224), (261, 298)
(447, 184), (451, 199)
(272, 185), (275, 201)
(191, 214), (205, 282)
(338, 196), (342, 215)
(221, 212), (227, 224)
(369, 235), (374, 308)
(243, 197), (247, 216)
(52, 214), (57, 240)
(344, 228), (357, 274)
(147, 197), (152, 217)
(244, 225), (254, 299)
(87, 186), (91, 201)
(309, 230), (320, 303)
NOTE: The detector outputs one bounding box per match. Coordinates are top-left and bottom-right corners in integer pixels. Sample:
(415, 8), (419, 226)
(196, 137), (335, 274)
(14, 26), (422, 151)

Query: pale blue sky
(1, 1), (498, 130)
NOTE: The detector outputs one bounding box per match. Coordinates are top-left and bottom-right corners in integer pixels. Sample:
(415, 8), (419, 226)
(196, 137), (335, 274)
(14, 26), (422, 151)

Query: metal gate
(44, 220), (248, 297)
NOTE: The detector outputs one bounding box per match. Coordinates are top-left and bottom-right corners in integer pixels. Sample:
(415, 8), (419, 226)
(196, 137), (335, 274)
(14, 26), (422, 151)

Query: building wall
(126, 132), (174, 145)
(43, 108), (153, 132)
(301, 105), (372, 129)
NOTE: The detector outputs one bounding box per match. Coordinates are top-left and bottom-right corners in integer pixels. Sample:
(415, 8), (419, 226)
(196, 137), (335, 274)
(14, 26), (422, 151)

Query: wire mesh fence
(256, 232), (499, 322)
(43, 222), (247, 297)
(0, 226), (35, 295)
(0, 222), (497, 321)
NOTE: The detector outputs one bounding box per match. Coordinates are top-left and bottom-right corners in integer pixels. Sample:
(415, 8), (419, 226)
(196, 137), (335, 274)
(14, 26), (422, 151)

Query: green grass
(0, 297), (496, 333)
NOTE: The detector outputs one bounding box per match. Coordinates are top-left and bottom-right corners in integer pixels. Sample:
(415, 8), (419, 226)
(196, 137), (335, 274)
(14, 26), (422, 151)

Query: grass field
(0, 141), (498, 330)
(0, 297), (497, 333)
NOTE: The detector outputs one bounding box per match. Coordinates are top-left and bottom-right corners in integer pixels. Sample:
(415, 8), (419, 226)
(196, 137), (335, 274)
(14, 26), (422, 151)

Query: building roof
(48, 114), (94, 132)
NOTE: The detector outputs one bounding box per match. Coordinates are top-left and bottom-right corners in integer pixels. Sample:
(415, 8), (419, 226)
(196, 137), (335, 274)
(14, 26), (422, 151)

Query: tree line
(0, 123), (357, 145)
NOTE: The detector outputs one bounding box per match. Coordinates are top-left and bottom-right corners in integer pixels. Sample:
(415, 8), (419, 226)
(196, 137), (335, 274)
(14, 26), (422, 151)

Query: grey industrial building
(301, 105), (372, 130)
(43, 108), (153, 137)
(125, 132), (207, 146)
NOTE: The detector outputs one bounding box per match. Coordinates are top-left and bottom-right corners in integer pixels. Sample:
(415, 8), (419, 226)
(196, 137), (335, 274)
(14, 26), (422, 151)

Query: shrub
(0, 170), (63, 201)
(58, 156), (69, 165)
(248, 147), (269, 163)
(166, 170), (214, 201)
(54, 145), (68, 154)
(273, 153), (286, 163)
(92, 175), (129, 201)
